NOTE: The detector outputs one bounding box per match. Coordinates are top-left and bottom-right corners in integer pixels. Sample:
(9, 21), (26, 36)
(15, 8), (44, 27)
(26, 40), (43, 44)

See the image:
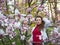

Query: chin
(37, 24), (40, 25)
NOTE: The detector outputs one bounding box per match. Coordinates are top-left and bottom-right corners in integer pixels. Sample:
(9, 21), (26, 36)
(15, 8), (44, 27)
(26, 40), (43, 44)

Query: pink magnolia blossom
(51, 39), (56, 44)
(26, 7), (32, 13)
(37, 5), (44, 11)
(56, 10), (60, 14)
(27, 14), (32, 19)
(0, 0), (4, 3)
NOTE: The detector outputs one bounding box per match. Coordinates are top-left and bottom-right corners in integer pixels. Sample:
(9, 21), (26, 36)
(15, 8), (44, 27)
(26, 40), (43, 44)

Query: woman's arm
(39, 28), (48, 42)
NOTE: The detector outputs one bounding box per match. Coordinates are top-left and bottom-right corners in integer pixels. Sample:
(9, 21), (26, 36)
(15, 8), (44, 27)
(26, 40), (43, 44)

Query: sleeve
(39, 29), (48, 41)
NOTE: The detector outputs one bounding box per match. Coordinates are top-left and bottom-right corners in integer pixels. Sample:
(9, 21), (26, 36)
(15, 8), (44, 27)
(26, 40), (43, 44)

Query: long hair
(35, 16), (45, 30)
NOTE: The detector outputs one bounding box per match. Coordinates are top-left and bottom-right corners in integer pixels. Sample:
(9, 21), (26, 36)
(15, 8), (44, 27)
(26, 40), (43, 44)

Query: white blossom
(21, 35), (26, 40)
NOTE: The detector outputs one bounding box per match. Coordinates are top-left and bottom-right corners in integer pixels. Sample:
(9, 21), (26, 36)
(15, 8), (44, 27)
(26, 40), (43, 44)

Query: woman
(29, 16), (48, 45)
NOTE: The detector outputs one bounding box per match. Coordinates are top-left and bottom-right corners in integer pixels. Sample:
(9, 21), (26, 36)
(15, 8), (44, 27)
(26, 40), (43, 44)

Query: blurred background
(0, 0), (60, 45)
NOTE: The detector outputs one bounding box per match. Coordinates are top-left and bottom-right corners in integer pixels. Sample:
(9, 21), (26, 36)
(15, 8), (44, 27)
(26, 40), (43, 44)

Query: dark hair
(35, 16), (45, 30)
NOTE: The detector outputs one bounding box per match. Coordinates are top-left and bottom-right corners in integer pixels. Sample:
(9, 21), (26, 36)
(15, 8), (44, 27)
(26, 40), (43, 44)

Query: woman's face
(35, 17), (42, 25)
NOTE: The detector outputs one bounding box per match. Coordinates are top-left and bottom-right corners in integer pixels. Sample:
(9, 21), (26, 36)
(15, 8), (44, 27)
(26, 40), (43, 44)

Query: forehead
(36, 17), (41, 20)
